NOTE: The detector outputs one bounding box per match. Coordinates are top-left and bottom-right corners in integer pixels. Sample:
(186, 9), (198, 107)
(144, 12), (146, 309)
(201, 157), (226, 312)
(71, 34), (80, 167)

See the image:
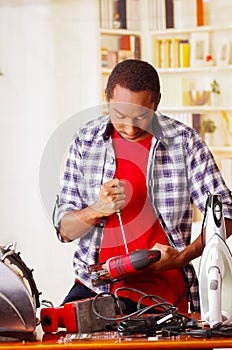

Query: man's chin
(120, 133), (150, 142)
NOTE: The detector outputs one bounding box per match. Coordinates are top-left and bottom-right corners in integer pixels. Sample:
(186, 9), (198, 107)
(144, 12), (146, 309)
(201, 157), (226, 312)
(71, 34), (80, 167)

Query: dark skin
(59, 84), (232, 272)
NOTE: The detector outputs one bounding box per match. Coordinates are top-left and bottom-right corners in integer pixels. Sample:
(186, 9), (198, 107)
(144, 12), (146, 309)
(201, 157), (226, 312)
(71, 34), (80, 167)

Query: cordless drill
(88, 249), (161, 286)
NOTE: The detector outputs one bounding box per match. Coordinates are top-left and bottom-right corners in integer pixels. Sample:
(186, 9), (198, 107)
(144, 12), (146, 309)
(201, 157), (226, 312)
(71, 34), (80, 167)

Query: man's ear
(105, 89), (110, 103)
(154, 92), (161, 111)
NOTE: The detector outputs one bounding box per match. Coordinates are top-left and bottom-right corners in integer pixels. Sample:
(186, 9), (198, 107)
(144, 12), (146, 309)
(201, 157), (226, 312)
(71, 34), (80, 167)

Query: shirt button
(109, 158), (114, 164)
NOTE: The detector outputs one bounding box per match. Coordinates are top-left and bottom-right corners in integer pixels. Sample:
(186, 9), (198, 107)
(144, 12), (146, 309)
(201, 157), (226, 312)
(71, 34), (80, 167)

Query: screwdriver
(116, 209), (129, 254)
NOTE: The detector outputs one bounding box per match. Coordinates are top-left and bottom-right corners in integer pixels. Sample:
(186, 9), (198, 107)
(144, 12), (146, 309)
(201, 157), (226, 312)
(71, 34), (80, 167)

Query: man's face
(107, 85), (158, 142)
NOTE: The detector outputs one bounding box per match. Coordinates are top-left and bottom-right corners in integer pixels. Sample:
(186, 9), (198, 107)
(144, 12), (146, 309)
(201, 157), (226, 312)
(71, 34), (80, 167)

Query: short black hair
(105, 59), (160, 103)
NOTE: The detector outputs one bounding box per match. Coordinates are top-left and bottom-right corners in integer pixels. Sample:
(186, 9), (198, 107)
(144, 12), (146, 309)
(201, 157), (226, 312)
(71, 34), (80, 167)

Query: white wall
(1, 0), (232, 317)
(0, 0), (100, 307)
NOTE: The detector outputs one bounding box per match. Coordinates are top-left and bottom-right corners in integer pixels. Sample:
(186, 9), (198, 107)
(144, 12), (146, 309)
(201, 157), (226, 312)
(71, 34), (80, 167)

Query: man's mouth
(121, 133), (141, 141)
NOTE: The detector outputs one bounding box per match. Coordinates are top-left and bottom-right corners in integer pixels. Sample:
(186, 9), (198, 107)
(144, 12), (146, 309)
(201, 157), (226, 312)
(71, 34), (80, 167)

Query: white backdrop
(1, 0), (232, 317)
(0, 0), (100, 307)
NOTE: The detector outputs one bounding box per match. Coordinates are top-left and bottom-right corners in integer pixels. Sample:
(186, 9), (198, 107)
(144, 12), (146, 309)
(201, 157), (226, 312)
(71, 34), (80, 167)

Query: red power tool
(88, 209), (161, 286)
(40, 302), (77, 333)
(88, 249), (161, 286)
(40, 295), (116, 333)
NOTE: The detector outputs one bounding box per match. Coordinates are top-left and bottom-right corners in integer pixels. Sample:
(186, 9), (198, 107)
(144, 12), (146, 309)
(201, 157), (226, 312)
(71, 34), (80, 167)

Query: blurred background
(0, 0), (232, 310)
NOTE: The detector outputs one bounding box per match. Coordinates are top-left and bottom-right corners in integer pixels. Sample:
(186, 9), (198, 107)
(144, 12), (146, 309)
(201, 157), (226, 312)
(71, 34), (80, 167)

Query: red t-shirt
(100, 129), (188, 312)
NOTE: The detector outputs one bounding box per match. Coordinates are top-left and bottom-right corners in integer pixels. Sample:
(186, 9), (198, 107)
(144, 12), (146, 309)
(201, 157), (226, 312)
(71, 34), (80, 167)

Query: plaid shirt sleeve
(55, 116), (114, 229)
(185, 127), (232, 218)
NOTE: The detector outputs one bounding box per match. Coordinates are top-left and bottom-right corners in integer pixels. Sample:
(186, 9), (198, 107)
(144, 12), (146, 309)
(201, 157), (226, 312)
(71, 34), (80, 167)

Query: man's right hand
(59, 179), (125, 241)
(92, 178), (126, 217)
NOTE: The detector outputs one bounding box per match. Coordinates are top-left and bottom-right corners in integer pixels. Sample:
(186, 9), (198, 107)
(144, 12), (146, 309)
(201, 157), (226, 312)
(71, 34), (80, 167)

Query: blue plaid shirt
(56, 112), (232, 312)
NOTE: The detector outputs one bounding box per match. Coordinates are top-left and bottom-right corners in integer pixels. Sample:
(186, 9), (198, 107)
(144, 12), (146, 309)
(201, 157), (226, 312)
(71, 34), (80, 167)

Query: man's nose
(124, 123), (137, 134)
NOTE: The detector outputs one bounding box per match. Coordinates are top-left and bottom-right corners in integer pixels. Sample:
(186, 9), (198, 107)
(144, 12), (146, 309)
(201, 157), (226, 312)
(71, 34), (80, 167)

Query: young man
(55, 59), (232, 313)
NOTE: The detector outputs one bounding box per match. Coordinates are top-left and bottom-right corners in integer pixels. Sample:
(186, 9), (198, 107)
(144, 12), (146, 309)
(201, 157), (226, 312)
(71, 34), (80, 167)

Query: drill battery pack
(40, 295), (116, 333)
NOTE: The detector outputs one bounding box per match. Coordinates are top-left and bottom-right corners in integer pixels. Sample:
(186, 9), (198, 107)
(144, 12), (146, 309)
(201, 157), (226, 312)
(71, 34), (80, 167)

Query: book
(99, 0), (110, 28)
(153, 39), (162, 68)
(148, 0), (158, 30)
(165, 0), (174, 28)
(197, 0), (204, 26)
(148, 0), (166, 31)
(157, 0), (166, 30)
(120, 35), (131, 50)
(118, 0), (127, 29)
(119, 35), (141, 60)
(134, 36), (141, 59)
(100, 0), (127, 29)
(126, 0), (141, 30)
(118, 34), (133, 62)
(173, 0), (197, 29)
(192, 113), (201, 134)
(159, 76), (190, 107)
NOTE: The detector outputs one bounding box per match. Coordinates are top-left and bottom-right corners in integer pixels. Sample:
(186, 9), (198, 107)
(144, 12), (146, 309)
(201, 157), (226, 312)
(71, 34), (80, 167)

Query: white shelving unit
(99, 27), (142, 102)
(98, 0), (232, 174)
(146, 15), (232, 164)
(148, 27), (232, 91)
(98, 0), (232, 226)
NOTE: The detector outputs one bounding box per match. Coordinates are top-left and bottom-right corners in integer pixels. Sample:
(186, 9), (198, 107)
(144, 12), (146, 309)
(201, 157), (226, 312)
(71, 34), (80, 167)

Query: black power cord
(186, 324), (232, 338)
(91, 290), (196, 337)
(92, 289), (232, 338)
(117, 317), (157, 337)
(117, 309), (194, 337)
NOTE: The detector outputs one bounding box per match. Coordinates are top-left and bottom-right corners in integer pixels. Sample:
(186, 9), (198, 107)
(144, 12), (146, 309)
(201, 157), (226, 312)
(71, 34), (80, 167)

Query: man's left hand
(149, 243), (183, 272)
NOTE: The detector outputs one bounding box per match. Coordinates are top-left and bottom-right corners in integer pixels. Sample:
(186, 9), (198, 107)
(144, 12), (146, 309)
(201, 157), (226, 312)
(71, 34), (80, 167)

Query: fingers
(152, 243), (168, 253)
(100, 179), (125, 202)
(95, 178), (126, 215)
(102, 179), (125, 192)
(150, 243), (182, 272)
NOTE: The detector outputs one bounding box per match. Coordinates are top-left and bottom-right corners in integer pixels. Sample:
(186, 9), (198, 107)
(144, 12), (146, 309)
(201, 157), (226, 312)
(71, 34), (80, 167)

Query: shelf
(210, 146), (232, 153)
(159, 106), (232, 113)
(157, 66), (232, 74)
(101, 67), (113, 75)
(100, 24), (142, 76)
(150, 25), (232, 36)
(100, 28), (140, 36)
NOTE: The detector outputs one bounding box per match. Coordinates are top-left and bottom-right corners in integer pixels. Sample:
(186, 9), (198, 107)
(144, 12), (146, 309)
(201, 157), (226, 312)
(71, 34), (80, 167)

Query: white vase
(211, 93), (221, 106)
(204, 132), (214, 146)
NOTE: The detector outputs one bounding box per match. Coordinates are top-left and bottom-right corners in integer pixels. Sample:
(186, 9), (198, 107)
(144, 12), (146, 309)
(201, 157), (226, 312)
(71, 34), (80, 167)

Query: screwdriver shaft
(116, 211), (129, 254)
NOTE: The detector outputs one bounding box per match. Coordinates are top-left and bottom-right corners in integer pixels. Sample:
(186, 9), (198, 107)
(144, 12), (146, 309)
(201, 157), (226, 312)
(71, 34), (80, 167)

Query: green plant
(210, 79), (221, 94)
(201, 119), (216, 134)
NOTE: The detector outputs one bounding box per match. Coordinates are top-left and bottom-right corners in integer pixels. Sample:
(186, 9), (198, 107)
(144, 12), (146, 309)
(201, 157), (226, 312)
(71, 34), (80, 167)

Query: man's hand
(149, 235), (204, 272)
(91, 178), (126, 217)
(59, 179), (125, 241)
(148, 243), (184, 272)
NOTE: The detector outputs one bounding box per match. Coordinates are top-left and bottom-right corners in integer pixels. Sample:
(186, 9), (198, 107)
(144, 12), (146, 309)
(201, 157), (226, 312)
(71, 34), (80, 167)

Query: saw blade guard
(0, 242), (40, 334)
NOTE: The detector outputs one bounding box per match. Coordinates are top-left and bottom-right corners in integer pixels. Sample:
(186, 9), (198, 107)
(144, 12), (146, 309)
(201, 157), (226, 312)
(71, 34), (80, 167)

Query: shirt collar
(100, 112), (178, 145)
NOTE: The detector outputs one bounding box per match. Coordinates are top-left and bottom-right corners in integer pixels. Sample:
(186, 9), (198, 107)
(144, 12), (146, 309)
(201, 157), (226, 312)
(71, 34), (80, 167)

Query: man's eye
(115, 113), (125, 119)
(136, 115), (146, 121)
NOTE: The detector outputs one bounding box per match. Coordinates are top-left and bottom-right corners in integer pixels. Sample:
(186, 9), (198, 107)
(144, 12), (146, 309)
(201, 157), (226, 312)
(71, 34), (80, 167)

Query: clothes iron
(0, 242), (40, 341)
(198, 193), (232, 327)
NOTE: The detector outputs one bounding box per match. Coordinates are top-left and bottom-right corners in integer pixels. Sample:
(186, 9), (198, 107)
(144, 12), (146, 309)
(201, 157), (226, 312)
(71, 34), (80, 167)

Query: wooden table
(1, 330), (232, 350)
